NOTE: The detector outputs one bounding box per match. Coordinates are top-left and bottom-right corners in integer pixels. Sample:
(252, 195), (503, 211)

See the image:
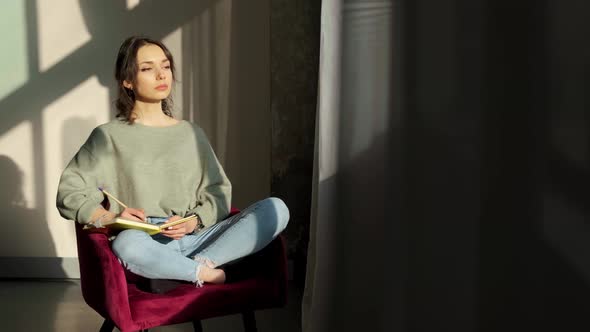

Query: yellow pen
(98, 187), (128, 209)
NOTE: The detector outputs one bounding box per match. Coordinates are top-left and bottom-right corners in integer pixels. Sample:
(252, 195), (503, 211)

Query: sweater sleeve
(56, 128), (108, 224)
(187, 128), (232, 227)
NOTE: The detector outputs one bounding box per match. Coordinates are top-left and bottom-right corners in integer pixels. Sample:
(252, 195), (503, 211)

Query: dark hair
(114, 36), (176, 122)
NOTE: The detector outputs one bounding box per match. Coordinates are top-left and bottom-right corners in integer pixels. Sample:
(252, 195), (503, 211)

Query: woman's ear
(123, 80), (133, 90)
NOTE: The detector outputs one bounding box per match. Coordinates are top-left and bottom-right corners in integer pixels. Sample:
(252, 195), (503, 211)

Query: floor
(0, 279), (303, 332)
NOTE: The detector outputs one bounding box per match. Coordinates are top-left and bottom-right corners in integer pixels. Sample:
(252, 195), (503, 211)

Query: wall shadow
(0, 155), (62, 267)
(0, 155), (66, 332)
(61, 117), (98, 166)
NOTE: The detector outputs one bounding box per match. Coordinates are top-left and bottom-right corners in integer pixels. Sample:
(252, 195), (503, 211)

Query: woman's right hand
(118, 207), (147, 222)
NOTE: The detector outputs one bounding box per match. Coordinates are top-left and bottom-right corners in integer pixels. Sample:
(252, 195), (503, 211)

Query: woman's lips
(155, 84), (168, 91)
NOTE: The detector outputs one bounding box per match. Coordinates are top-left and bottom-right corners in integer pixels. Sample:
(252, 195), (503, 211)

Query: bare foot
(197, 265), (226, 284)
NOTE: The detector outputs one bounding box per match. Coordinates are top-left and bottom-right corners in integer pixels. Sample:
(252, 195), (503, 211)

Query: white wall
(0, 0), (270, 278)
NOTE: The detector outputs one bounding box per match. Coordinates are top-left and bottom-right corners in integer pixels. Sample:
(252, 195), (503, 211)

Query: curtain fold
(302, 0), (342, 330)
(302, 1), (398, 331)
(182, 0), (232, 165)
(181, 0), (271, 208)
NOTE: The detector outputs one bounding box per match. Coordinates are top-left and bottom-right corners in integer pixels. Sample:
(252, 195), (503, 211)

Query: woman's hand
(117, 207), (147, 222)
(160, 215), (198, 240)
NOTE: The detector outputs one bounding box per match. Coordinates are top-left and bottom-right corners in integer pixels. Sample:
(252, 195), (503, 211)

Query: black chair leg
(192, 320), (203, 332)
(242, 311), (257, 332)
(99, 319), (115, 332)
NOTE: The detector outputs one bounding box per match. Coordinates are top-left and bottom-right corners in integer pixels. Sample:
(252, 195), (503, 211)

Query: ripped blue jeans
(111, 197), (289, 284)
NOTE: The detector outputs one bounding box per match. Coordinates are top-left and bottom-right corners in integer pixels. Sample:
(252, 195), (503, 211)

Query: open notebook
(104, 215), (197, 235)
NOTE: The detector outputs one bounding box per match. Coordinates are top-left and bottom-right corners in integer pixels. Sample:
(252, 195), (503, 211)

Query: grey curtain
(302, 1), (400, 331)
(304, 0), (590, 331)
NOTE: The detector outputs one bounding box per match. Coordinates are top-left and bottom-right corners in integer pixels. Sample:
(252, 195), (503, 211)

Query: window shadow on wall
(0, 0), (216, 264)
(0, 155), (62, 271)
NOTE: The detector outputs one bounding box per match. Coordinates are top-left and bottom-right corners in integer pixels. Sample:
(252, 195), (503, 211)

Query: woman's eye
(164, 65), (171, 69)
(141, 68), (152, 72)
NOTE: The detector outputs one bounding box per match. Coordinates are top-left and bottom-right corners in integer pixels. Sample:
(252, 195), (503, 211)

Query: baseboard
(0, 257), (80, 279)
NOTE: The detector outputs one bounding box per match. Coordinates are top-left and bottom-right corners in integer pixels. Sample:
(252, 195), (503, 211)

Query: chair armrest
(75, 223), (133, 323)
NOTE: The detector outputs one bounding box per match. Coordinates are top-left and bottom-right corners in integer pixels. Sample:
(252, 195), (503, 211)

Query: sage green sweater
(56, 119), (231, 227)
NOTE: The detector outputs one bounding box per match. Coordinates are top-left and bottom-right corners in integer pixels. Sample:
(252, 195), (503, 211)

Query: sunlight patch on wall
(0, 0), (28, 100)
(43, 76), (109, 257)
(0, 121), (36, 209)
(126, 0), (142, 10)
(37, 0), (91, 72)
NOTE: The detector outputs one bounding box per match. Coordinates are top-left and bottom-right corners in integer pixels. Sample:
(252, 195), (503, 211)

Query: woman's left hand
(160, 215), (198, 240)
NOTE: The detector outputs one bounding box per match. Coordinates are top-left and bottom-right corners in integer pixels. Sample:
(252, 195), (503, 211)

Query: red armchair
(74, 210), (288, 332)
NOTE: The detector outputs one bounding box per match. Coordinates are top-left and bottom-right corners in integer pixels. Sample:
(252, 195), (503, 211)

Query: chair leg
(99, 319), (115, 332)
(192, 320), (203, 332)
(241, 311), (257, 332)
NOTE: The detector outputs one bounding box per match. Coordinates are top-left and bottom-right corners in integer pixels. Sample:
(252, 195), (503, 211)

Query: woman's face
(124, 44), (172, 102)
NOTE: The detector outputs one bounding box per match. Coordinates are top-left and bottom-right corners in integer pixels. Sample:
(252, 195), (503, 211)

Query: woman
(56, 36), (289, 286)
